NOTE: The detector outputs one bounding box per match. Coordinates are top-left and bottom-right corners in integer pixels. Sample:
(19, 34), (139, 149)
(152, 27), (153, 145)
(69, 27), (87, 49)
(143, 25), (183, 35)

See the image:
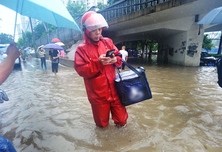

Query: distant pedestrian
(60, 50), (64, 58)
(38, 47), (47, 70)
(26, 49), (30, 59)
(20, 47), (26, 61)
(119, 46), (128, 71)
(49, 48), (60, 76)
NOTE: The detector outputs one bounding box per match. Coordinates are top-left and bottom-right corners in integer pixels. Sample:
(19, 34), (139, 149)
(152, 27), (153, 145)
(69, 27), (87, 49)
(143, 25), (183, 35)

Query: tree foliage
(16, 22), (58, 49)
(97, 2), (108, 10)
(107, 0), (120, 5)
(136, 40), (158, 51)
(0, 33), (13, 44)
(34, 23), (47, 40)
(17, 31), (32, 49)
(66, 0), (86, 19)
(202, 34), (214, 51)
(17, 37), (24, 49)
(34, 23), (57, 40)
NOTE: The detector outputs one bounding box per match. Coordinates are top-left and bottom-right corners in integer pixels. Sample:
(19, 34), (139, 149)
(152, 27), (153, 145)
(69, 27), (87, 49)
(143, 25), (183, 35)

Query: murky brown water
(1, 57), (222, 152)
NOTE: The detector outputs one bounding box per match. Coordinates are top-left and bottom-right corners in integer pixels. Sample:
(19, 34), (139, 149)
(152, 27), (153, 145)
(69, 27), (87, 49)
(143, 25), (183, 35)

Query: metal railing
(97, 0), (170, 21)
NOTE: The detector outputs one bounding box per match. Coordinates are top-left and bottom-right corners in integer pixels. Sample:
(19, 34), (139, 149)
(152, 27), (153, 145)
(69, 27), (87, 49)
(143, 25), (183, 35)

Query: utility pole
(22, 30), (26, 48)
(43, 22), (50, 43)
(29, 17), (37, 54)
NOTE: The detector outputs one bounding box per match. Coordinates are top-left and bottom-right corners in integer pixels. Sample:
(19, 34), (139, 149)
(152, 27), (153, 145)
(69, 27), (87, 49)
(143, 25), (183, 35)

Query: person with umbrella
(38, 47), (47, 70)
(50, 39), (65, 59)
(74, 11), (128, 128)
(44, 44), (62, 76)
(49, 48), (60, 76)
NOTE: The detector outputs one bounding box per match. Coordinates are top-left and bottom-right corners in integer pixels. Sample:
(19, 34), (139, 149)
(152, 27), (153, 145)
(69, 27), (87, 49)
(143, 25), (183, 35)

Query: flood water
(1, 57), (222, 152)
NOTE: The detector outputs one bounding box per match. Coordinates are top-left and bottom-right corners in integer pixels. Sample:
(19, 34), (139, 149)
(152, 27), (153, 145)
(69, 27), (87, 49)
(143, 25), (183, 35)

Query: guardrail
(97, 0), (170, 21)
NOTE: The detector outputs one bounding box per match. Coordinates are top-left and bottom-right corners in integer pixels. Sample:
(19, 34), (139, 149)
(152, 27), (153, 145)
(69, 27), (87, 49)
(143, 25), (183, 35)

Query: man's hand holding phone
(105, 49), (115, 58)
(99, 50), (117, 65)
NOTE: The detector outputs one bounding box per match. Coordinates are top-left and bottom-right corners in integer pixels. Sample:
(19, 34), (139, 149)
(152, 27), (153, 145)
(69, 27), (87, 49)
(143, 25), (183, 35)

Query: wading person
(20, 47), (26, 61)
(74, 11), (128, 128)
(39, 47), (47, 70)
(119, 46), (128, 71)
(49, 48), (60, 76)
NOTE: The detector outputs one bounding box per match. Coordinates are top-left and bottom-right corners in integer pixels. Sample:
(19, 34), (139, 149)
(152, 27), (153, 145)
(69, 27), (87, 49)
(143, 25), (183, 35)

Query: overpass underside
(103, 0), (222, 66)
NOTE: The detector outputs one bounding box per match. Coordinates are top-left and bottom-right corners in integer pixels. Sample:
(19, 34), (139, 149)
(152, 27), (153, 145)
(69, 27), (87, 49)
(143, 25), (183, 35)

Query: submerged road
(0, 56), (222, 152)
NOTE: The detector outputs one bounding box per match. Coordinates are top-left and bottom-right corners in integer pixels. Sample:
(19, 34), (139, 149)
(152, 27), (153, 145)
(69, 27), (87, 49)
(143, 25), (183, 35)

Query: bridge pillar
(158, 23), (204, 66)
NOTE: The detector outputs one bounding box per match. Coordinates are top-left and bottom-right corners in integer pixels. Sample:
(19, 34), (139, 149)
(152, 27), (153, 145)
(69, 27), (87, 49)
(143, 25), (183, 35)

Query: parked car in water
(200, 52), (218, 66)
(0, 44), (21, 67)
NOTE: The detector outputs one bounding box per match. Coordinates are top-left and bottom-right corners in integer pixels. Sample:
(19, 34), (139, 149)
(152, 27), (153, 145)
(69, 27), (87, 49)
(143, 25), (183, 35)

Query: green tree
(17, 31), (33, 49)
(17, 37), (24, 49)
(147, 41), (158, 51)
(24, 31), (33, 46)
(97, 2), (108, 10)
(0, 33), (13, 44)
(66, 0), (86, 19)
(202, 34), (214, 51)
(34, 23), (57, 40)
(47, 24), (58, 32)
(136, 39), (158, 51)
(34, 23), (47, 40)
(107, 0), (120, 5)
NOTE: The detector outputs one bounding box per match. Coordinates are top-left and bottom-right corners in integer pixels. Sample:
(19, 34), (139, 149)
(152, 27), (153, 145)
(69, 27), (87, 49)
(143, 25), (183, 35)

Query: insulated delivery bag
(114, 60), (152, 106)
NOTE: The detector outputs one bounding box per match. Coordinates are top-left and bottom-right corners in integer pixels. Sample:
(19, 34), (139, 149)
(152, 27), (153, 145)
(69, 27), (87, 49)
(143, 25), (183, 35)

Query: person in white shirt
(119, 46), (128, 71)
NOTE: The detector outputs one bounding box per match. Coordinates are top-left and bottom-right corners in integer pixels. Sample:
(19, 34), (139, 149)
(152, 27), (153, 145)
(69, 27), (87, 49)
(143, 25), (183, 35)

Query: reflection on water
(1, 57), (222, 152)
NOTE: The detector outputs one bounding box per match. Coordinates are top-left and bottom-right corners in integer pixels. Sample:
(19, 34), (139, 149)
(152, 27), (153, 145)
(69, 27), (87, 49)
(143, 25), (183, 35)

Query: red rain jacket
(74, 36), (122, 104)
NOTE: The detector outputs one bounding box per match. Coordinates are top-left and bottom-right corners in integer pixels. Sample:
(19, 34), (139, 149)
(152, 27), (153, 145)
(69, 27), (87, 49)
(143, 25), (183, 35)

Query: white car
(0, 44), (21, 67)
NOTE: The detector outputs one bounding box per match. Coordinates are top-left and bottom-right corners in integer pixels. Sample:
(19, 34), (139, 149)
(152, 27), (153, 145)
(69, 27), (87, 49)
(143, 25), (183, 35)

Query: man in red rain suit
(74, 11), (128, 128)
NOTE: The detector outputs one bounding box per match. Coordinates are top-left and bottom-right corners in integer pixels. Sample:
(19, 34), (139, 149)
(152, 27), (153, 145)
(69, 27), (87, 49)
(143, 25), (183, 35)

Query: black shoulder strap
(120, 60), (141, 76)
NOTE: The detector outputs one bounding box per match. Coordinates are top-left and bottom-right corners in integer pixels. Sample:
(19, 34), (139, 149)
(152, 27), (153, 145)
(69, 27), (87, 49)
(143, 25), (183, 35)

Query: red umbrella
(51, 38), (61, 42)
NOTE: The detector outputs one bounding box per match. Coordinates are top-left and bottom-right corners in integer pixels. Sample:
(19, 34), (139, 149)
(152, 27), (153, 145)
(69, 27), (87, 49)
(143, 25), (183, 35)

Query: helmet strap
(82, 24), (86, 31)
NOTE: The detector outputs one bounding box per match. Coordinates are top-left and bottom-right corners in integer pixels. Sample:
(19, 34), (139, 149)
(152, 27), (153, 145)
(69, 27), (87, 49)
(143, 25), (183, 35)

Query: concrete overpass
(97, 0), (222, 66)
(35, 0), (222, 66)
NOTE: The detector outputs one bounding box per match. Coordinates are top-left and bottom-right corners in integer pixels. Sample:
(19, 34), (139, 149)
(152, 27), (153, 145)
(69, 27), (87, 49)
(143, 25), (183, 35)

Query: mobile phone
(106, 49), (115, 58)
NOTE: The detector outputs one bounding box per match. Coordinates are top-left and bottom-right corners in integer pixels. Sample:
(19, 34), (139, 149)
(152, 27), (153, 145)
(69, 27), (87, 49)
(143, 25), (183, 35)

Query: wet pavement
(0, 56), (222, 152)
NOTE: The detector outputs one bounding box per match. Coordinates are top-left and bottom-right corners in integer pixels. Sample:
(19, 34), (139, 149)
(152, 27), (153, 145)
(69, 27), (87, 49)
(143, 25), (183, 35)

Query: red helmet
(81, 11), (108, 32)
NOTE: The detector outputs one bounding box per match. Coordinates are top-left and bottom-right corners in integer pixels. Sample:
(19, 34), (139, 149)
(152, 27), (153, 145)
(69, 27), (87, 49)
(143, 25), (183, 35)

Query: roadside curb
(59, 58), (74, 68)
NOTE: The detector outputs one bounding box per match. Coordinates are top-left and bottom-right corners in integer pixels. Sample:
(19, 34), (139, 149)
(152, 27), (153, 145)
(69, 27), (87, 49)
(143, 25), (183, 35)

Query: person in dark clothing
(38, 47), (47, 70)
(49, 48), (60, 76)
